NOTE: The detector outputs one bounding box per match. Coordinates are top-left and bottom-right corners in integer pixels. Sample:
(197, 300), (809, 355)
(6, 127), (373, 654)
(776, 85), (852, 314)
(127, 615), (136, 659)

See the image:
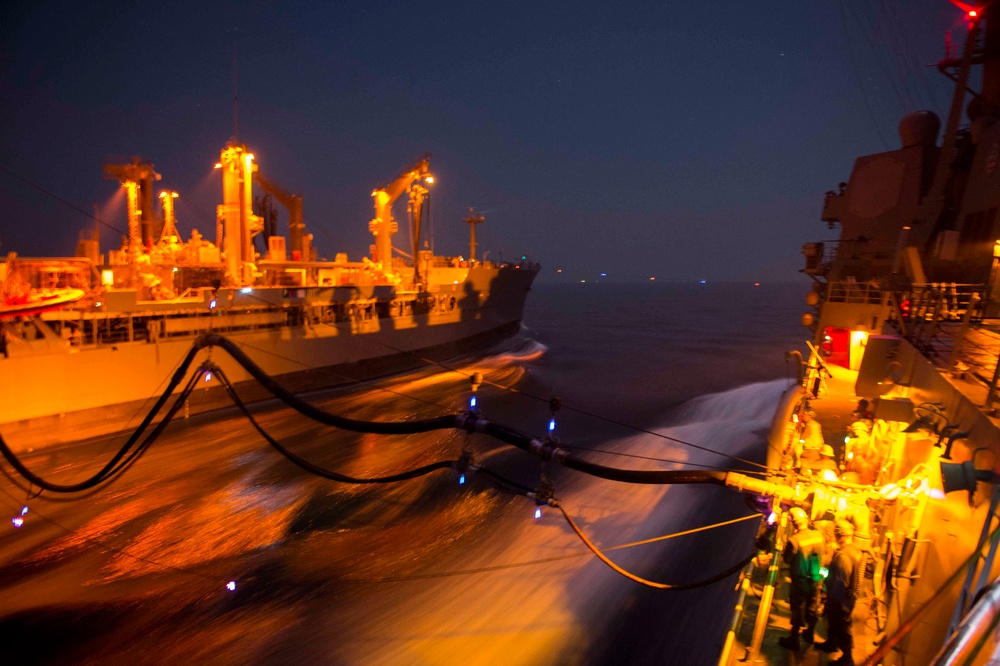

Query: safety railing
(826, 280), (890, 305)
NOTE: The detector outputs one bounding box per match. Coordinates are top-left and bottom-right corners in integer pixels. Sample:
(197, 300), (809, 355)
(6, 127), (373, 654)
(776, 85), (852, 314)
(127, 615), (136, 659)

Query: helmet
(835, 520), (855, 538)
(820, 444), (835, 457)
(789, 507), (809, 529)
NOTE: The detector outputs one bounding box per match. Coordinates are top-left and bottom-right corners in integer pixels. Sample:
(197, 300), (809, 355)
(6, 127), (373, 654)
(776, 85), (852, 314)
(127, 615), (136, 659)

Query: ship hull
(0, 266), (538, 449)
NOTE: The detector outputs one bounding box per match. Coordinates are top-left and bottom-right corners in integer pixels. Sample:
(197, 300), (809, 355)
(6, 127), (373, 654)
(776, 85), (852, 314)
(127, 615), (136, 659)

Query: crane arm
(252, 170), (306, 260)
(372, 154), (430, 219)
(370, 154), (431, 269)
(253, 171), (301, 210)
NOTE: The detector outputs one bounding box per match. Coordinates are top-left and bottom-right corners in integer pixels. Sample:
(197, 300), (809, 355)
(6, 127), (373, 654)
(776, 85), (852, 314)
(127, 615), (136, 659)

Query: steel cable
(555, 502), (759, 590)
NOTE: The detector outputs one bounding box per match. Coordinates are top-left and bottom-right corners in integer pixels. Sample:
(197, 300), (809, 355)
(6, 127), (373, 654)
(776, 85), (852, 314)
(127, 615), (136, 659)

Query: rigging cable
(563, 445), (770, 478)
(554, 502), (758, 590)
(867, 0), (917, 111)
(838, 2), (891, 149)
(341, 513), (762, 583)
(457, 450), (762, 590)
(0, 164), (128, 238)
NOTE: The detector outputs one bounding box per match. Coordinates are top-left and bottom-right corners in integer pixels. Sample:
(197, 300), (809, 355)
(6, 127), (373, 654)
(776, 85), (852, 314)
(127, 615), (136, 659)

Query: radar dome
(899, 111), (940, 148)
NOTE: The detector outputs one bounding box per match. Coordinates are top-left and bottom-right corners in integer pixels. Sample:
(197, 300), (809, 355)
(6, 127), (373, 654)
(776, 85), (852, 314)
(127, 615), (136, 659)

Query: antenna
(233, 45), (239, 140)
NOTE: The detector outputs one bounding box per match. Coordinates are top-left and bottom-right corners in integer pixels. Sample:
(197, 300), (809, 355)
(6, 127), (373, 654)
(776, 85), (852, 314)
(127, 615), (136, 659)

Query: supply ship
(718, 2), (1000, 664)
(0, 144), (538, 450)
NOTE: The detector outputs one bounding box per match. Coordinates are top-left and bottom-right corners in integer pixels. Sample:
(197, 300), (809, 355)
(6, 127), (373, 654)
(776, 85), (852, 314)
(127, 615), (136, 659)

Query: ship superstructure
(0, 144), (538, 449)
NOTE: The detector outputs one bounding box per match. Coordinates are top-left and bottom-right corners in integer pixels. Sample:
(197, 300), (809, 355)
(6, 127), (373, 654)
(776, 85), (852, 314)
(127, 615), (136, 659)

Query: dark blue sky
(0, 1), (967, 282)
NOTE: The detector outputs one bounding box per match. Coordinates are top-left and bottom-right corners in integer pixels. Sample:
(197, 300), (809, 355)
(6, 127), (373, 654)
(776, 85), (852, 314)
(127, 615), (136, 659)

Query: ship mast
(912, 11), (983, 245)
(215, 143), (262, 286)
(464, 209), (485, 263)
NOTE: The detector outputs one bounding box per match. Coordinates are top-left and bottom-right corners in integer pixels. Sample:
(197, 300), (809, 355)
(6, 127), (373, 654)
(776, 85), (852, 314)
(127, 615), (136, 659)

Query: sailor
(779, 507), (826, 650)
(843, 421), (878, 485)
(804, 444), (839, 480)
(816, 519), (863, 665)
(797, 408), (825, 464)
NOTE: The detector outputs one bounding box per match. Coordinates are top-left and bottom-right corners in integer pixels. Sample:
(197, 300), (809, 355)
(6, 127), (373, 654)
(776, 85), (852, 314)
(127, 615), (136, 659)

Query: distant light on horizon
(754, 282), (760, 286)
(600, 273), (607, 277)
(649, 276), (655, 281)
(557, 269), (563, 273)
(699, 279), (707, 284)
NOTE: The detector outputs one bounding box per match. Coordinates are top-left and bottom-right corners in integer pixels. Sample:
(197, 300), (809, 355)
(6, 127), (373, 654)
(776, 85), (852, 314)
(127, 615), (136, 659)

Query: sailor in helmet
(779, 506), (827, 650)
(798, 408), (825, 465)
(804, 444), (839, 481)
(816, 519), (863, 665)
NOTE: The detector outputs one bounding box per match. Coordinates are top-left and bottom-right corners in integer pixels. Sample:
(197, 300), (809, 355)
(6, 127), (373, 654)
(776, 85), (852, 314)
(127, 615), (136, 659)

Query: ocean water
(0, 281), (812, 665)
(520, 281), (808, 432)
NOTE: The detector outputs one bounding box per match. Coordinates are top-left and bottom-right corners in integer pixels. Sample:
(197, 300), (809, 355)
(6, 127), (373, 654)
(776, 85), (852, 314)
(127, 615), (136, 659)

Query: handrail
(934, 574), (1000, 664)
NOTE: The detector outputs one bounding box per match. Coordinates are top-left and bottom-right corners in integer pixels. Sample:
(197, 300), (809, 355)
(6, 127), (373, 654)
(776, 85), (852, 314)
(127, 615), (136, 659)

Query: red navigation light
(950, 1), (978, 17)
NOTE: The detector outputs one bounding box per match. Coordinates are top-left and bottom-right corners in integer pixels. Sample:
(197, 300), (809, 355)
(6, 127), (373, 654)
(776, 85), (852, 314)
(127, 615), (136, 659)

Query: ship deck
(730, 559), (882, 665)
(914, 318), (1000, 428)
(942, 319), (1000, 426)
(724, 317), (1000, 665)
(725, 364), (879, 665)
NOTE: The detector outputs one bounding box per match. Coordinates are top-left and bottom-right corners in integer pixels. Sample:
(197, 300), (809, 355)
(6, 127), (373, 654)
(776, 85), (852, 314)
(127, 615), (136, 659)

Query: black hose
(195, 334), (456, 434)
(1, 334), (737, 493)
(474, 419), (728, 485)
(214, 365), (457, 484)
(0, 344), (203, 493)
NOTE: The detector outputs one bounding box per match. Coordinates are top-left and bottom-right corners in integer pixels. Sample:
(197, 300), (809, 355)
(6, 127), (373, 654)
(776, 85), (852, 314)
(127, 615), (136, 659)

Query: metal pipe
(717, 570), (752, 666)
(746, 512), (786, 661)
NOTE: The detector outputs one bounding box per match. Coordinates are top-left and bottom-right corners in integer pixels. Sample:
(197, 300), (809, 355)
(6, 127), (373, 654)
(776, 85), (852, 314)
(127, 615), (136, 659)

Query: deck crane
(253, 170), (306, 261)
(103, 158), (161, 259)
(369, 154), (432, 276)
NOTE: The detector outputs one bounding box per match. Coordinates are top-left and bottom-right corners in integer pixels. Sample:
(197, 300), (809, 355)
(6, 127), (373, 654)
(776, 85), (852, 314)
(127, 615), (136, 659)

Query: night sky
(0, 1), (968, 283)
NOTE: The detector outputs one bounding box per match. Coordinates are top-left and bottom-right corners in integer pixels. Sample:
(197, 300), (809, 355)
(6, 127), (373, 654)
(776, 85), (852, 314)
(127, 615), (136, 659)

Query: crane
(369, 154), (432, 273)
(253, 170), (306, 261)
